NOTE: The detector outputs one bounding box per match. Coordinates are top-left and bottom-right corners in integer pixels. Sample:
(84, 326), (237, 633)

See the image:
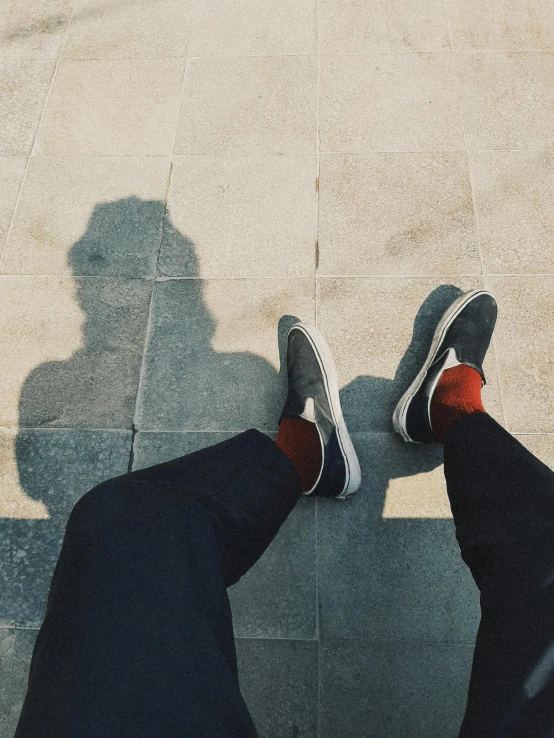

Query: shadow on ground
(1, 197), (478, 738)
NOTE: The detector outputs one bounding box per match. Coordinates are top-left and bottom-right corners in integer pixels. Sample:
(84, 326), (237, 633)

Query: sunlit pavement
(2, 1), (554, 736)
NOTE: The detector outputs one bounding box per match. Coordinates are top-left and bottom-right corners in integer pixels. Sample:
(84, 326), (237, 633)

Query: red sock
(430, 365), (485, 443)
(275, 417), (322, 493)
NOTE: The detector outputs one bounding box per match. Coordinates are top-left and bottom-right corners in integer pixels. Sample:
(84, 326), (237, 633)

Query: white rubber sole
(289, 323), (361, 499)
(392, 289), (492, 443)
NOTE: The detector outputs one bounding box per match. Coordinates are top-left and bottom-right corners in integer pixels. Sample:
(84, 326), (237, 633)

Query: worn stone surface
(456, 52), (554, 150)
(3, 0), (554, 733)
(318, 152), (480, 276)
(0, 275), (152, 428)
(1, 157), (171, 276)
(317, 434), (481, 643)
(320, 639), (474, 738)
(0, 428), (130, 626)
(35, 59), (185, 155)
(0, 59), (54, 155)
(489, 276), (554, 433)
(136, 278), (315, 431)
(318, 0), (450, 53)
(159, 155), (317, 278)
(471, 150), (554, 274)
(175, 56), (317, 155)
(188, 0), (316, 56)
(0, 628), (37, 736)
(446, 0), (554, 50)
(237, 639), (318, 738)
(319, 53), (465, 153)
(0, 157), (26, 252)
(0, 0), (71, 59)
(64, 0), (195, 59)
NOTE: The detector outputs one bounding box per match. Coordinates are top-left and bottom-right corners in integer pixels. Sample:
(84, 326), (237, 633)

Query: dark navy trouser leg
(445, 414), (554, 738)
(14, 430), (301, 738)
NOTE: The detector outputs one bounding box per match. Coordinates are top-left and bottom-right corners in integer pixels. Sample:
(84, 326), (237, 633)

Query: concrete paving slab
(318, 152), (480, 276)
(456, 52), (554, 150)
(471, 150), (554, 274)
(0, 628), (37, 737)
(0, 157), (26, 253)
(490, 276), (554, 433)
(175, 56), (317, 155)
(2, 0), (554, 732)
(237, 639), (318, 738)
(0, 0), (70, 60)
(188, 0), (316, 57)
(317, 433), (480, 643)
(0, 275), (152, 428)
(318, 0), (449, 53)
(319, 53), (465, 153)
(516, 434), (554, 465)
(320, 639), (474, 738)
(0, 60), (54, 155)
(136, 278), (315, 431)
(35, 58), (185, 155)
(159, 155), (317, 279)
(446, 0), (554, 50)
(1, 157), (170, 276)
(0, 428), (130, 626)
(64, 0), (194, 59)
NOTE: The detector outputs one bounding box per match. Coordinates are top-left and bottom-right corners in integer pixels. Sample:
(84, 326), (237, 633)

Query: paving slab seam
(465, 144), (509, 426)
(129, 163), (176, 471)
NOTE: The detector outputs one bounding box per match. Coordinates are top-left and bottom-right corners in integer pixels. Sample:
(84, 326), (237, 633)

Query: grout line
(467, 152), (510, 427)
(128, 161), (176, 470)
(315, 499), (322, 737)
(448, 8), (510, 430)
(448, 14), (511, 429)
(0, 155), (29, 267)
(15, 50), (554, 63)
(316, 49), (554, 56)
(315, 273), (554, 278)
(4, 425), (553, 435)
(316, 148), (554, 154)
(441, 0), (454, 52)
(0, 426), (132, 433)
(315, 41), (321, 329)
(2, 149), (554, 158)
(315, 273), (485, 279)
(234, 635), (319, 642)
(169, 2), (202, 161)
(153, 275), (316, 281)
(28, 4), (74, 159)
(2, 273), (554, 281)
(0, 624), (479, 645)
(169, 0), (196, 159)
(184, 0), (200, 60)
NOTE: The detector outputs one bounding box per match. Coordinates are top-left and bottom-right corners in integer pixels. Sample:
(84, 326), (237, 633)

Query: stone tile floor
(1, 0), (554, 736)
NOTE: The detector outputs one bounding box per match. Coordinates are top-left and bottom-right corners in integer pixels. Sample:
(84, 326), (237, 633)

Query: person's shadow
(3, 197), (479, 734)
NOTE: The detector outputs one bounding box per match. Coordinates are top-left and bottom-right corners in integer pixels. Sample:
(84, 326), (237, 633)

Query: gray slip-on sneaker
(280, 323), (361, 498)
(393, 290), (498, 443)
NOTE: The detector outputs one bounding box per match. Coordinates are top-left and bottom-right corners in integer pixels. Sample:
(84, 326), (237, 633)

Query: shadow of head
(64, 197), (217, 343)
(14, 196), (280, 511)
(68, 197), (171, 275)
